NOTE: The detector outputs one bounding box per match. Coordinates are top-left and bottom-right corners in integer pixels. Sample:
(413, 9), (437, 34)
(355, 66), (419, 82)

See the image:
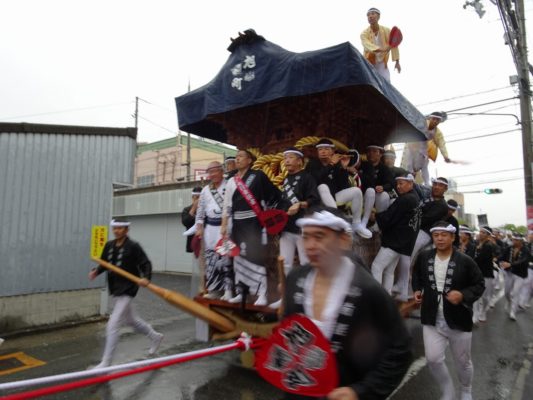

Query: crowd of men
(175, 129), (533, 399)
(182, 137), (533, 317)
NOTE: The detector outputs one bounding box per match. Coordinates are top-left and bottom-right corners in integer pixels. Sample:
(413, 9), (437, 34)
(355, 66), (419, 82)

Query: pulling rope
(0, 335), (264, 400)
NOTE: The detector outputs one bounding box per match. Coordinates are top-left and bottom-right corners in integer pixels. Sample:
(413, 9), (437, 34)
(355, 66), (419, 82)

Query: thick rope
(0, 336), (263, 400)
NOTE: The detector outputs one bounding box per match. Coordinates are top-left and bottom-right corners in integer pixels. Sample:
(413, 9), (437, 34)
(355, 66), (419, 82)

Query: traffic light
(483, 188), (503, 194)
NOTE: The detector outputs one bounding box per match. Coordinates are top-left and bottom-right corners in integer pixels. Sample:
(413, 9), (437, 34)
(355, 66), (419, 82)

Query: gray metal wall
(125, 214), (192, 274)
(0, 124), (136, 296)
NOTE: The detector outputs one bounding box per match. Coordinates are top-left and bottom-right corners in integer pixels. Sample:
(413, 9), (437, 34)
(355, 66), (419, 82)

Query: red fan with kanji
(389, 26), (403, 48)
(255, 314), (339, 397)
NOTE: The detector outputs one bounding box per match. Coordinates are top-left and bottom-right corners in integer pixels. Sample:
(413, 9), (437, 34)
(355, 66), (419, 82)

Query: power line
(448, 168), (523, 179)
(447, 128), (520, 143)
(457, 176), (523, 188)
(0, 101), (134, 121)
(415, 86), (514, 107)
(137, 97), (175, 113)
(393, 127), (521, 151)
(444, 121), (514, 138)
(445, 96), (519, 113)
(138, 115), (177, 135)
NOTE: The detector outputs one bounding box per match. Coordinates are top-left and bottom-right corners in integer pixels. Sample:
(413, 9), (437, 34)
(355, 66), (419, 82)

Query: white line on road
(511, 342), (533, 400)
(388, 356), (427, 399)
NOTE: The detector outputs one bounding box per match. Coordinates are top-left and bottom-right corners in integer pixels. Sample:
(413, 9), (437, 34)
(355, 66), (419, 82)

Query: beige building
(135, 134), (237, 186)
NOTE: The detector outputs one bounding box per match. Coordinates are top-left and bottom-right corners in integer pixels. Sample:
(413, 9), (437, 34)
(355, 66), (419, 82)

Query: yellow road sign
(90, 225), (108, 258)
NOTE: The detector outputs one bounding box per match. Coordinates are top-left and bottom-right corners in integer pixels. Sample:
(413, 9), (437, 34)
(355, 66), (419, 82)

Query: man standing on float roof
(360, 7), (401, 82)
(89, 219), (163, 369)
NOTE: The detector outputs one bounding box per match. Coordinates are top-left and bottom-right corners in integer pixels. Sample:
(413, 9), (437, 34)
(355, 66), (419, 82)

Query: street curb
(0, 315), (109, 340)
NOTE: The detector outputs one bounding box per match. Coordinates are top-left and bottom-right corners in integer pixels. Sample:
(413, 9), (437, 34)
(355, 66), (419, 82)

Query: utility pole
(476, 0), (533, 230)
(514, 0), (533, 231)
(134, 96), (139, 129)
(186, 80), (192, 181)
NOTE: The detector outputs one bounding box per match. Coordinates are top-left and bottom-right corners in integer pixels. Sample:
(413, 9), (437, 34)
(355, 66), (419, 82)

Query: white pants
(371, 247), (410, 299)
(504, 272), (525, 314)
(318, 185), (364, 225)
(403, 143), (431, 186)
(280, 231), (309, 275)
(411, 230), (432, 262)
(423, 316), (473, 400)
(374, 62), (390, 82)
(101, 295), (158, 364)
(473, 277), (493, 321)
(520, 269), (533, 307)
(361, 188), (391, 226)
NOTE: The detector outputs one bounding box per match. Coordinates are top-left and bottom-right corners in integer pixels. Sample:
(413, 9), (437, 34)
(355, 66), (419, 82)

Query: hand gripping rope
(0, 334), (263, 400)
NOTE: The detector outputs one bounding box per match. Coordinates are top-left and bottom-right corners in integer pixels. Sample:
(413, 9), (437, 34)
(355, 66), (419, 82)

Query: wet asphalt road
(1, 273), (533, 400)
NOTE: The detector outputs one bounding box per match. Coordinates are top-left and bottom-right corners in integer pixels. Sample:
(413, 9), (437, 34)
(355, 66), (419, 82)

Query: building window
(137, 174), (155, 187)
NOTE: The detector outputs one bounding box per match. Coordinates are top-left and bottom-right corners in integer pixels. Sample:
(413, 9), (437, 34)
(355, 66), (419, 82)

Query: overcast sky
(1, 0), (532, 227)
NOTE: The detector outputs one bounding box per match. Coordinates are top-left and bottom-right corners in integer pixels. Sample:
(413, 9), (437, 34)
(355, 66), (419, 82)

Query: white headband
(206, 164), (223, 172)
(447, 204), (459, 210)
(192, 190), (202, 195)
(395, 174), (415, 182)
(430, 224), (457, 234)
(316, 143), (335, 149)
(432, 178), (448, 186)
(367, 145), (384, 151)
(296, 211), (352, 233)
(283, 149), (304, 158)
(110, 219), (130, 227)
(460, 227), (473, 235)
(428, 114), (444, 120)
(367, 7), (380, 14)
(480, 227), (492, 235)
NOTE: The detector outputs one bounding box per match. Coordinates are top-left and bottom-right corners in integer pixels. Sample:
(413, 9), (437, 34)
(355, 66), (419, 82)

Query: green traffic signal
(483, 188), (503, 194)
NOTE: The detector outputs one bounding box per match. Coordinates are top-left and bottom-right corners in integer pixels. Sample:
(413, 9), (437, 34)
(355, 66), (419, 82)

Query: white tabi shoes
(149, 333), (164, 355)
(268, 299), (282, 309)
(228, 294), (243, 303)
(220, 290), (233, 301)
(254, 294), (268, 307)
(353, 223), (372, 239)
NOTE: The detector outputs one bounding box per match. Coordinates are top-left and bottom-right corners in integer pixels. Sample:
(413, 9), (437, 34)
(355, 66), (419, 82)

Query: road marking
(0, 352), (46, 376)
(387, 356), (427, 399)
(511, 342), (533, 400)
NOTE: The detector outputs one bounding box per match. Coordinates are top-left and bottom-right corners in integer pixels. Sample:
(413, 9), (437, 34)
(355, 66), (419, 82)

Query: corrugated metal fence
(0, 123), (136, 296)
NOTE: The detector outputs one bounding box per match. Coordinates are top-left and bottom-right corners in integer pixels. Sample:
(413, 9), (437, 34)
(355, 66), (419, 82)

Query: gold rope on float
(249, 137), (349, 189)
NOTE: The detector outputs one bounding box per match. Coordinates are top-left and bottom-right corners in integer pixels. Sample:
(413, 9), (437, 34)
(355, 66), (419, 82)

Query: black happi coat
(231, 169), (281, 213)
(358, 161), (394, 193)
(283, 260), (412, 400)
(376, 189), (421, 256)
(389, 165), (408, 179)
(412, 249), (485, 332)
(230, 169), (282, 266)
(420, 197), (448, 234)
(459, 240), (476, 259)
(181, 204), (196, 253)
(305, 158), (350, 196)
(281, 171), (320, 234)
(474, 240), (495, 278)
(96, 237), (152, 297)
(499, 245), (530, 279)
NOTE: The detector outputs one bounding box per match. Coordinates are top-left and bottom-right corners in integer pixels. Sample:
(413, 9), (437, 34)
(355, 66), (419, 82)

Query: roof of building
(137, 134), (237, 156)
(0, 122), (137, 139)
